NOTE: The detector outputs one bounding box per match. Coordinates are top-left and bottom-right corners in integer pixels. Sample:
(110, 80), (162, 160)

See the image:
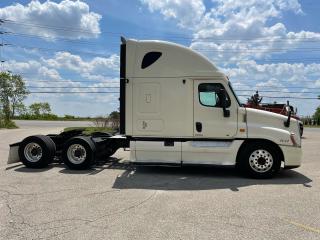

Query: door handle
(196, 122), (202, 132)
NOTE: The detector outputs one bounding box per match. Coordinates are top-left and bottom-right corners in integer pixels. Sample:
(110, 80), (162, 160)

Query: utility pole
(0, 41), (10, 72)
(0, 19), (10, 72)
(0, 19), (4, 72)
(0, 43), (12, 72)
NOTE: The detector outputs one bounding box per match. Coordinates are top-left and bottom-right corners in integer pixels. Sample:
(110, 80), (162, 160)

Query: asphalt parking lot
(0, 122), (319, 240)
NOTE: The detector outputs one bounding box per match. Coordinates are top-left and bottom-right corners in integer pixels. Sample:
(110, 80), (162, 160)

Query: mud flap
(7, 144), (21, 164)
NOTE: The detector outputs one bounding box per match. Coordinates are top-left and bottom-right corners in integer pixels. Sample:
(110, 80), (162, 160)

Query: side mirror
(219, 89), (230, 118)
(285, 105), (291, 113)
(284, 101), (291, 127)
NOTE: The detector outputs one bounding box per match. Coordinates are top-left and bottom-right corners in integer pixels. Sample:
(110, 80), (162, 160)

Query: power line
(5, 31), (320, 52)
(6, 43), (320, 63)
(12, 72), (118, 78)
(22, 79), (319, 84)
(27, 86), (120, 88)
(8, 42), (320, 58)
(25, 91), (319, 99)
(193, 47), (320, 53)
(25, 87), (319, 95)
(8, 43), (112, 58)
(234, 86), (320, 90)
(224, 58), (320, 63)
(238, 95), (319, 99)
(18, 77), (320, 85)
(4, 31), (106, 46)
(3, 19), (320, 42)
(192, 38), (320, 43)
(230, 78), (319, 83)
(23, 80), (119, 83)
(4, 69), (319, 85)
(9, 70), (319, 84)
(6, 30), (320, 45)
(2, 19), (101, 35)
(191, 36), (320, 42)
(28, 91), (120, 94)
(24, 86), (320, 90)
(2, 37), (320, 64)
(235, 90), (319, 94)
(25, 86), (318, 93)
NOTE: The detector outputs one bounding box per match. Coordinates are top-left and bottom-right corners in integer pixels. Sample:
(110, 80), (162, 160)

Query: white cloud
(140, 0), (205, 28)
(191, 0), (320, 62)
(223, 61), (320, 83)
(5, 59), (63, 81)
(5, 54), (120, 114)
(5, 60), (41, 73)
(195, 0), (302, 36)
(141, 0), (320, 62)
(6, 52), (120, 85)
(0, 0), (101, 39)
(43, 52), (120, 80)
(221, 61), (320, 115)
(44, 52), (118, 72)
(37, 67), (62, 81)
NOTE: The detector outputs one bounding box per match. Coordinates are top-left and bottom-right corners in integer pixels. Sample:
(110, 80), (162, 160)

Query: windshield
(228, 81), (241, 106)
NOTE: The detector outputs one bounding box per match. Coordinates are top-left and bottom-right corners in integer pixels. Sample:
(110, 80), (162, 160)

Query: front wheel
(237, 142), (281, 178)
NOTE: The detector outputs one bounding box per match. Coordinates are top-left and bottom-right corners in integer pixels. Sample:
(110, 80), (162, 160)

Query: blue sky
(0, 0), (319, 117)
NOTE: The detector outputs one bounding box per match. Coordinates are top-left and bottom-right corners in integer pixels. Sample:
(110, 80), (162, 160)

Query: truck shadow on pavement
(111, 165), (312, 191)
(11, 158), (312, 191)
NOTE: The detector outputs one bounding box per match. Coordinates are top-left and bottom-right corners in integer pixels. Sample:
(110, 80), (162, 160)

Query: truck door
(193, 80), (238, 139)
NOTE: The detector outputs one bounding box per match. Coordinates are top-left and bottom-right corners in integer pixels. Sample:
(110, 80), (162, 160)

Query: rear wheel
(237, 142), (281, 178)
(19, 135), (56, 168)
(62, 137), (96, 170)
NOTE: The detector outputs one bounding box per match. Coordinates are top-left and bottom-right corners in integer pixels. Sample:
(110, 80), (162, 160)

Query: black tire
(299, 123), (303, 137)
(19, 135), (56, 168)
(62, 136), (96, 170)
(236, 142), (281, 178)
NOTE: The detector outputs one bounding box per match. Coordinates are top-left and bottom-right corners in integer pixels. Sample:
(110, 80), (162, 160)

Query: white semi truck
(8, 37), (302, 178)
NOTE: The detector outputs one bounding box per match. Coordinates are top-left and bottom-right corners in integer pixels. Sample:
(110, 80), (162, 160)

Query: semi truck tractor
(7, 37), (302, 178)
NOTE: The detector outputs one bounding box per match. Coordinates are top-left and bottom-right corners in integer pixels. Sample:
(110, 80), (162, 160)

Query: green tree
(109, 111), (120, 120)
(0, 72), (28, 121)
(108, 111), (120, 129)
(29, 102), (52, 116)
(41, 102), (51, 115)
(313, 107), (320, 122)
(29, 103), (42, 116)
(15, 103), (28, 116)
(10, 75), (29, 117)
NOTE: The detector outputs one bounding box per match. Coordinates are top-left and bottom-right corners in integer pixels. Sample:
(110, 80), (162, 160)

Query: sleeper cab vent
(141, 52), (162, 69)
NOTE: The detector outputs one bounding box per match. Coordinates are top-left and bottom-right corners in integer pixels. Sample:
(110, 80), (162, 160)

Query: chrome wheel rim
(24, 143), (43, 162)
(67, 144), (87, 164)
(249, 149), (273, 173)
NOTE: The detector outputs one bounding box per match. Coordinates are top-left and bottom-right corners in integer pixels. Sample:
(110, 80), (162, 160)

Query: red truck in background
(244, 91), (304, 136)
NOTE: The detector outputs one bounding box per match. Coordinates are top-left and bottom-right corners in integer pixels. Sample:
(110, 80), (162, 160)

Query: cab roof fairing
(125, 39), (228, 80)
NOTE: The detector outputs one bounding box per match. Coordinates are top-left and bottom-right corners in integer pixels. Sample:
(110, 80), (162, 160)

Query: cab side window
(198, 83), (231, 108)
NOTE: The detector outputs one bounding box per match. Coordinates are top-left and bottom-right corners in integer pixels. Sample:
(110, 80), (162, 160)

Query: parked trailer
(245, 98), (304, 137)
(8, 37), (302, 178)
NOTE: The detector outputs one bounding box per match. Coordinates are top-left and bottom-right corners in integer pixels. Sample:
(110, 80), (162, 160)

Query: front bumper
(280, 145), (302, 168)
